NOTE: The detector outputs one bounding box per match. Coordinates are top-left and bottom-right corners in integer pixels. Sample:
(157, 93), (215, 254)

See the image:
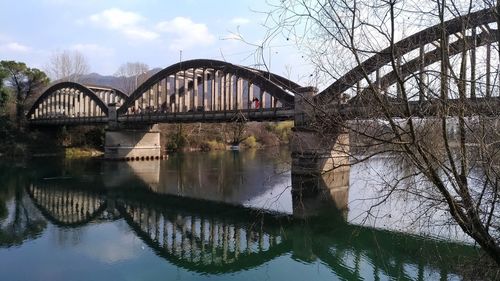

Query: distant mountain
(78, 73), (123, 90)
(77, 68), (163, 95)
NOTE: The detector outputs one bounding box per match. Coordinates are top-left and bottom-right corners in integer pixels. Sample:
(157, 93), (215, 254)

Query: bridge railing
(28, 116), (108, 126)
(118, 107), (295, 123)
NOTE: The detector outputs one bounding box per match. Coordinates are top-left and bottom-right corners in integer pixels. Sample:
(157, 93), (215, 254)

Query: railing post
(108, 102), (118, 129)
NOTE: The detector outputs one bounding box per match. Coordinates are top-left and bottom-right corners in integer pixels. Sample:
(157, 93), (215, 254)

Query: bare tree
(114, 62), (150, 94)
(223, 113), (249, 146)
(46, 50), (90, 82)
(264, 0), (500, 267)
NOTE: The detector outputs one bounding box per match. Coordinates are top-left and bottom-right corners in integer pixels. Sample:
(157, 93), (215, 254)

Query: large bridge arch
(317, 8), (499, 104)
(27, 82), (111, 121)
(117, 198), (290, 274)
(117, 59), (298, 115)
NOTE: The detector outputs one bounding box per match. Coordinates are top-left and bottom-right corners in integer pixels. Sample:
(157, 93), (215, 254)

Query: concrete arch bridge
(26, 8), (500, 172)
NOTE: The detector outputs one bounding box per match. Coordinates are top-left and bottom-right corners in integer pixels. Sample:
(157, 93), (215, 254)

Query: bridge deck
(28, 108), (295, 126)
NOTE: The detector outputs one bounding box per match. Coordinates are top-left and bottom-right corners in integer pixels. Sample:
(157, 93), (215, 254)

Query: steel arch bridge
(26, 7), (500, 126)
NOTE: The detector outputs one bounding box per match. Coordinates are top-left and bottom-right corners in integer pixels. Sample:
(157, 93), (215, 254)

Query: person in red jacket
(252, 97), (260, 109)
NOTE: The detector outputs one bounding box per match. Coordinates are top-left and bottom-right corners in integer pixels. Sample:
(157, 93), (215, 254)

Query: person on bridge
(160, 101), (168, 113)
(252, 97), (260, 109)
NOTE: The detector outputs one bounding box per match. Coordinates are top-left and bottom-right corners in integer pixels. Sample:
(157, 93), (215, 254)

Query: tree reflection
(0, 178), (46, 247)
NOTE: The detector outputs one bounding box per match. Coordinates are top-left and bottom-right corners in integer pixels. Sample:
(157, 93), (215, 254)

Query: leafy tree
(0, 61), (49, 127)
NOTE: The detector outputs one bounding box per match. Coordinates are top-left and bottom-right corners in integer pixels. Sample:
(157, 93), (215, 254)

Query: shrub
(204, 140), (226, 151)
(266, 121), (294, 143)
(242, 135), (258, 148)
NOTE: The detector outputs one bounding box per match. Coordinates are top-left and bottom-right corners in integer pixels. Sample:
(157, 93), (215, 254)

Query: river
(0, 148), (480, 280)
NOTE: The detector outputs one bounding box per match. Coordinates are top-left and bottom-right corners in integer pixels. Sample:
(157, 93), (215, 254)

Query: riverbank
(0, 117), (105, 160)
(0, 118), (294, 158)
(161, 121), (293, 152)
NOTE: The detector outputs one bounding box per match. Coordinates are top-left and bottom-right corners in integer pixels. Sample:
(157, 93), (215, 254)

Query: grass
(64, 147), (103, 159)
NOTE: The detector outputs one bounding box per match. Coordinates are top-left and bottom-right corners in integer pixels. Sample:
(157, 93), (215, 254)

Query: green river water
(0, 148), (481, 280)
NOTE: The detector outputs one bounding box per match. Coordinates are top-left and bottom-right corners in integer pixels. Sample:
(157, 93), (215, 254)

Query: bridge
(27, 60), (299, 126)
(26, 8), (500, 172)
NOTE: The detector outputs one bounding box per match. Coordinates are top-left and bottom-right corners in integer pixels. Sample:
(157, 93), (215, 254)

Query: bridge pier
(104, 124), (161, 161)
(291, 87), (350, 218)
(104, 104), (161, 161)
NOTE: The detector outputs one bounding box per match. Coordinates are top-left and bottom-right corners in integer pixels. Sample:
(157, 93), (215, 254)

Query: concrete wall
(104, 125), (161, 160)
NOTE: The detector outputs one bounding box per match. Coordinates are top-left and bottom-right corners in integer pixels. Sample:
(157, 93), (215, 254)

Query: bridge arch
(117, 198), (290, 274)
(317, 8), (499, 103)
(27, 183), (108, 227)
(87, 84), (128, 107)
(27, 82), (110, 121)
(117, 59), (298, 115)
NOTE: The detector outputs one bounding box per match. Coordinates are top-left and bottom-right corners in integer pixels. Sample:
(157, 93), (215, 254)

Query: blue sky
(0, 0), (311, 82)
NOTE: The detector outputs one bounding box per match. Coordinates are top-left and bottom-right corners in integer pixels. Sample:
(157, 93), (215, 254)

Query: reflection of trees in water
(0, 176), (46, 247)
(348, 115), (500, 263)
(349, 153), (499, 242)
(161, 149), (290, 200)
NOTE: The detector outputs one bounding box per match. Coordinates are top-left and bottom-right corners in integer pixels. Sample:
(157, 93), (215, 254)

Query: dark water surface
(0, 149), (479, 280)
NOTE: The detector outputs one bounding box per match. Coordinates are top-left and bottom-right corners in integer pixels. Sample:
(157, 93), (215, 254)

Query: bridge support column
(291, 86), (350, 218)
(104, 124), (161, 161)
(108, 103), (118, 128)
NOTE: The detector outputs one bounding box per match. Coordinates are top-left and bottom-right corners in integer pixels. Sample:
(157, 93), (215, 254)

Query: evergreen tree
(0, 61), (49, 127)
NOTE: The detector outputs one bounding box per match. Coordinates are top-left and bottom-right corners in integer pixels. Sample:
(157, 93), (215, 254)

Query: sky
(0, 0), (311, 83)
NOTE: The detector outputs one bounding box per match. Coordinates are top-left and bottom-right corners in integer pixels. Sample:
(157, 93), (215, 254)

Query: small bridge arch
(87, 85), (128, 107)
(28, 82), (109, 119)
(27, 183), (108, 227)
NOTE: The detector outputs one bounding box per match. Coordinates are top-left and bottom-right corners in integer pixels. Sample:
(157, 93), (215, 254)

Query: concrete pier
(290, 87), (350, 176)
(104, 124), (161, 160)
(291, 86), (350, 218)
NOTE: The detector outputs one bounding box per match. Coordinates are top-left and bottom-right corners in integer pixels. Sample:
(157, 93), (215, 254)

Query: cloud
(0, 42), (31, 53)
(88, 8), (159, 40)
(86, 10), (214, 46)
(156, 17), (215, 50)
(231, 17), (250, 25)
(90, 8), (143, 29)
(76, 230), (142, 263)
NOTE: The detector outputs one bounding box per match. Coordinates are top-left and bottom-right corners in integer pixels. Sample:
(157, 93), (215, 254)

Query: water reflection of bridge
(27, 184), (108, 227)
(25, 180), (475, 280)
(119, 199), (289, 273)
